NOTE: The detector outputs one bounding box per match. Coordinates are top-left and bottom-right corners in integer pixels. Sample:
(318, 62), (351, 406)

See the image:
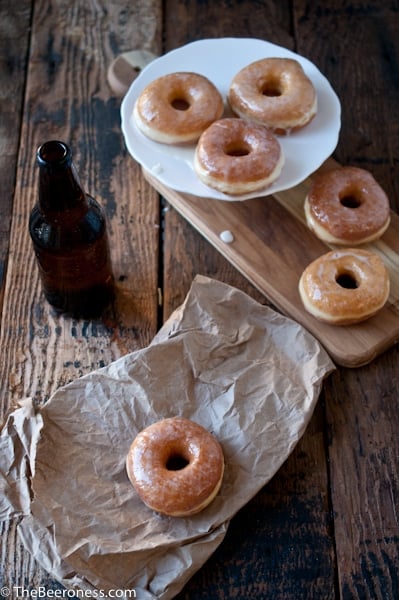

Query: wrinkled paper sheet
(0, 275), (335, 599)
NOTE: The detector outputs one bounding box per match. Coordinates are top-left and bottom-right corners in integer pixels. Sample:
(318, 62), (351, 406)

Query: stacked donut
(133, 57), (318, 196)
(299, 166), (391, 325)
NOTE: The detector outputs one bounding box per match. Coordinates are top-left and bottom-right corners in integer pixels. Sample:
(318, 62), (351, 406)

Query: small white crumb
(152, 163), (163, 174)
(219, 230), (234, 243)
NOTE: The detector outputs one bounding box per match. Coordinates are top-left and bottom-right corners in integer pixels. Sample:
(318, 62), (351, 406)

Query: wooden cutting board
(143, 159), (399, 367)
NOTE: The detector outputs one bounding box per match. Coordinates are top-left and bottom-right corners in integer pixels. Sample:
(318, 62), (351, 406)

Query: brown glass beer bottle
(29, 140), (115, 318)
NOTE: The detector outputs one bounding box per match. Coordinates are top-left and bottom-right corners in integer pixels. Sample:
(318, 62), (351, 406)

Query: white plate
(121, 38), (341, 201)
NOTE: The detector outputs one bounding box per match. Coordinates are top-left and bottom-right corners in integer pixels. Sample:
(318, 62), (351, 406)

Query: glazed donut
(298, 248), (390, 325)
(228, 57), (317, 134)
(193, 117), (284, 195)
(133, 72), (224, 144)
(126, 417), (224, 517)
(304, 167), (391, 245)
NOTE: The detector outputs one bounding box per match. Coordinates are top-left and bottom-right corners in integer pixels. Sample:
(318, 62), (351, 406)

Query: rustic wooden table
(1, 1), (398, 599)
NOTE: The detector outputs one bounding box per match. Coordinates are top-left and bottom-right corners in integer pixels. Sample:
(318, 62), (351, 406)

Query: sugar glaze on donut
(126, 417), (224, 517)
(305, 167), (391, 245)
(133, 71), (224, 144)
(194, 117), (284, 195)
(228, 57), (317, 134)
(299, 248), (390, 325)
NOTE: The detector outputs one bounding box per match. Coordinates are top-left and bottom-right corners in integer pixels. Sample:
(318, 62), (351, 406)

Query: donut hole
(335, 270), (359, 289)
(170, 96), (191, 111)
(224, 141), (251, 157)
(165, 452), (190, 471)
(340, 194), (362, 209)
(261, 77), (283, 97)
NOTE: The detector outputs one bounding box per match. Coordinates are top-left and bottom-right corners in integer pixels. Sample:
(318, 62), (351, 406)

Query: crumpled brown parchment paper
(0, 275), (335, 598)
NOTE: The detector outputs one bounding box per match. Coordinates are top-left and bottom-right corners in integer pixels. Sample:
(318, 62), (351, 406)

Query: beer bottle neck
(37, 141), (89, 213)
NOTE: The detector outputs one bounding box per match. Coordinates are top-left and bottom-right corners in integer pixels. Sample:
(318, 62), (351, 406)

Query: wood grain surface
(0, 1), (398, 599)
(144, 164), (399, 367)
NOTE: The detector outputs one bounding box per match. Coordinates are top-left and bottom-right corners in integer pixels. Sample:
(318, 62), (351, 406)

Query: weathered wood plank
(0, 0), (162, 415)
(0, 0), (162, 592)
(0, 0), (32, 305)
(0, 3), (35, 586)
(294, 0), (399, 212)
(295, 1), (399, 598)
